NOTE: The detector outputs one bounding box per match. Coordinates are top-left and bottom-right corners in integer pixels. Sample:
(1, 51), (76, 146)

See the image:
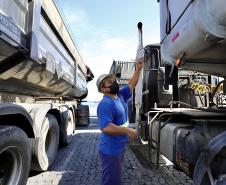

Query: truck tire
(31, 114), (59, 171)
(0, 126), (31, 185)
(193, 131), (226, 185)
(61, 109), (74, 146)
(76, 105), (90, 126)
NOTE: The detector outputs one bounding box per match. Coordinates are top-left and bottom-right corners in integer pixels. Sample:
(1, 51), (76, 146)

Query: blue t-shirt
(97, 85), (132, 156)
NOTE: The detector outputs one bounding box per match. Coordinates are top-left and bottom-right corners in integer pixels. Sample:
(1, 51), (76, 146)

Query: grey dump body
(0, 0), (93, 99)
(0, 1), (94, 184)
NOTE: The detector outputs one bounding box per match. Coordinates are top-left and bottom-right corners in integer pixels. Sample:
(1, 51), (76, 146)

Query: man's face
(102, 77), (114, 88)
(101, 77), (115, 93)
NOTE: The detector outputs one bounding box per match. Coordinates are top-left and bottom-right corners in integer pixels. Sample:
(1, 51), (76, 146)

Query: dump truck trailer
(132, 1), (226, 185)
(0, 0), (93, 185)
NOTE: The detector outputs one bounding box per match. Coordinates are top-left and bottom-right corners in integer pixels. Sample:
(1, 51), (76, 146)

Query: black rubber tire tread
(69, 109), (75, 134)
(76, 105), (90, 126)
(30, 114), (59, 171)
(0, 126), (31, 185)
(61, 109), (75, 146)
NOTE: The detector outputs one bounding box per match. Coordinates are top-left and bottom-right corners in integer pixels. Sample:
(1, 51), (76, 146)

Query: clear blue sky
(57, 0), (160, 101)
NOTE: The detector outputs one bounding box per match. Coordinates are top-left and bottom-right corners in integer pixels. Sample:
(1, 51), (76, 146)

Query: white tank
(160, 0), (226, 77)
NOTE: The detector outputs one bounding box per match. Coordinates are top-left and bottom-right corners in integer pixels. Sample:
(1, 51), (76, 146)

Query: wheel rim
(0, 147), (22, 185)
(207, 167), (215, 185)
(205, 168), (226, 185)
(195, 150), (226, 185)
(193, 132), (226, 185)
(215, 174), (226, 185)
(204, 159), (226, 185)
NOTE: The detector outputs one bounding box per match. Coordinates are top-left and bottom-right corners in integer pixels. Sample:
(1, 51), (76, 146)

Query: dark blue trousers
(99, 151), (125, 185)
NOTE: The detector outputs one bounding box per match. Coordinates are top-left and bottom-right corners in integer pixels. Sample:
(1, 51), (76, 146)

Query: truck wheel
(66, 109), (75, 144)
(60, 109), (74, 146)
(0, 126), (31, 185)
(193, 131), (226, 185)
(31, 114), (59, 171)
(76, 105), (90, 126)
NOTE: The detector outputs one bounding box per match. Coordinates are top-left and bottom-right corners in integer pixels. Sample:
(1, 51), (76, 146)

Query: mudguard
(0, 103), (34, 138)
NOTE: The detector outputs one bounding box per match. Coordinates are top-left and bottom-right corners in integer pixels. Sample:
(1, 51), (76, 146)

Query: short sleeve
(97, 100), (114, 129)
(119, 85), (132, 102)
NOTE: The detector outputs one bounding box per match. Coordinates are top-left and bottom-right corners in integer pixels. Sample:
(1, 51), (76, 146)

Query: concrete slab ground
(27, 117), (192, 185)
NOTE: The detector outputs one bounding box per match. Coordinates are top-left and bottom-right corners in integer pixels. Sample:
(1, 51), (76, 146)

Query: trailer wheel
(193, 131), (226, 185)
(0, 126), (31, 185)
(76, 105), (90, 126)
(31, 114), (59, 171)
(60, 109), (74, 146)
(65, 109), (75, 144)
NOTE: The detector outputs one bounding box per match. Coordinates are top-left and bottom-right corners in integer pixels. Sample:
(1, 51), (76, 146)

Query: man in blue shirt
(96, 60), (144, 185)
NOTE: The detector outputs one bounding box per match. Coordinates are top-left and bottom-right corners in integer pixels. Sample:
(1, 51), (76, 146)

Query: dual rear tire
(76, 105), (90, 126)
(61, 109), (75, 146)
(0, 110), (75, 184)
(31, 114), (59, 171)
(0, 126), (31, 185)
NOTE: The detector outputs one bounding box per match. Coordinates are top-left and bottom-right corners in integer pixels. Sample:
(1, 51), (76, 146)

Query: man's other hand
(128, 128), (138, 138)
